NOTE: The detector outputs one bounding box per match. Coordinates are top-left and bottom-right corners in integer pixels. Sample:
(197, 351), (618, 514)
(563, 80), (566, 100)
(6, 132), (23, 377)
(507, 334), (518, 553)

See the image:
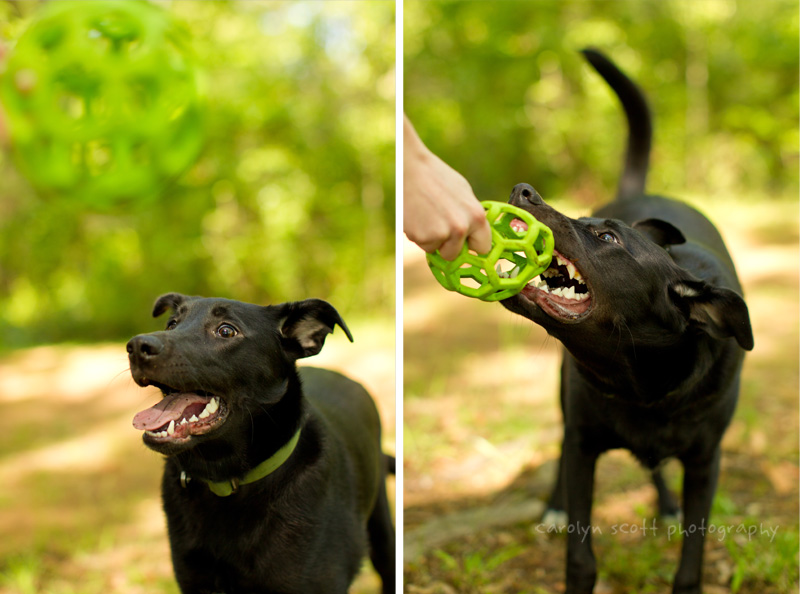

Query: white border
(394, 0), (404, 591)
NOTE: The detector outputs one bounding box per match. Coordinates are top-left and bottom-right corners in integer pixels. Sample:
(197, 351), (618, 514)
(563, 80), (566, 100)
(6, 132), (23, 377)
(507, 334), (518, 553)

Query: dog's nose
(509, 183), (543, 207)
(127, 334), (164, 360)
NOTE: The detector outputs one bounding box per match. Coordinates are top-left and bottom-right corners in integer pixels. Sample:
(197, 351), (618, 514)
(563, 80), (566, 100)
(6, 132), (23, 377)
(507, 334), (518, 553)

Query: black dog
(501, 50), (753, 594)
(127, 293), (395, 594)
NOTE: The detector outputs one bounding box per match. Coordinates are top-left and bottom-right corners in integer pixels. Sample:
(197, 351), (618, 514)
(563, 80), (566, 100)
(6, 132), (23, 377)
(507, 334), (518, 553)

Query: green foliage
(0, 1), (395, 347)
(432, 544), (526, 592)
(0, 554), (42, 594)
(726, 525), (799, 592)
(405, 0), (798, 205)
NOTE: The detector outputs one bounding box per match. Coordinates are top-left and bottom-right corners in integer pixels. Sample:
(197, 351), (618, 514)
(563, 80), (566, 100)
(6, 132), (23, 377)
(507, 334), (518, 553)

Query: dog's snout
(509, 183), (543, 207)
(127, 334), (164, 360)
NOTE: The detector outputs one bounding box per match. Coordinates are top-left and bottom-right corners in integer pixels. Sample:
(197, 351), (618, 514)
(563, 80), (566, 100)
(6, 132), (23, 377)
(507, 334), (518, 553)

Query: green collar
(201, 428), (302, 497)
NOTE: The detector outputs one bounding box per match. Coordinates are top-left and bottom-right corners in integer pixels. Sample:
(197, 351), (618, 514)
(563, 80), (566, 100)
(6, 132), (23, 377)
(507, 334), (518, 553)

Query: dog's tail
(581, 48), (652, 200)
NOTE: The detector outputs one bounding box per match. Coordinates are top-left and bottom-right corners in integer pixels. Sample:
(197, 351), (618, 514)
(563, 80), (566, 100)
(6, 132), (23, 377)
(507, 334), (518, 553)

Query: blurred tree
(0, 0), (395, 347)
(404, 0), (798, 206)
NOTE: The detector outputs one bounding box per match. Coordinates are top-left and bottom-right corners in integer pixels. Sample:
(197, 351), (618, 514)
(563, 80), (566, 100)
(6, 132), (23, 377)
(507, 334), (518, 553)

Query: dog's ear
(669, 281), (754, 350)
(278, 299), (353, 359)
(632, 218), (686, 248)
(152, 293), (187, 318)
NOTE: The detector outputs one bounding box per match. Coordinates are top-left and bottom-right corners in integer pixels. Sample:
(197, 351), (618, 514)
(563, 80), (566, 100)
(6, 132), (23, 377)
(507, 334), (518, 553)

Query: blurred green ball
(0, 0), (203, 206)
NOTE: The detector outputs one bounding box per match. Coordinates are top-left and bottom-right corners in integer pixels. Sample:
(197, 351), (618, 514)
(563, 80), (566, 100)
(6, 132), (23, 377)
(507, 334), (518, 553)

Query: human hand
(403, 114), (491, 260)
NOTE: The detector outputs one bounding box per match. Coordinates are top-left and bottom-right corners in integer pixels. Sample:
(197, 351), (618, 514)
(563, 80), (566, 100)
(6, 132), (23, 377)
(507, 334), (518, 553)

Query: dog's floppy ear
(632, 218), (686, 248)
(278, 299), (353, 359)
(669, 281), (754, 351)
(152, 293), (187, 318)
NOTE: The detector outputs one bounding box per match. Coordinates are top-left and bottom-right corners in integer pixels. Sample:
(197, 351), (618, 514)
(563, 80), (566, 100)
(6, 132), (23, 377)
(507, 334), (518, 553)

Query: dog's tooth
(167, 420), (175, 436)
(567, 263), (577, 280)
(510, 266), (520, 279)
(556, 255), (568, 267)
(189, 414), (199, 423)
(530, 275), (549, 292)
(180, 418), (188, 425)
(207, 398), (219, 414)
(199, 408), (210, 419)
(565, 286), (576, 300)
(496, 263), (510, 278)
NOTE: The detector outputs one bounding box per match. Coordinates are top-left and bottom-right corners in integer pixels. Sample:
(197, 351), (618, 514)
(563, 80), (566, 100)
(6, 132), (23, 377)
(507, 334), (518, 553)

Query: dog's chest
(164, 481), (366, 591)
(588, 397), (705, 467)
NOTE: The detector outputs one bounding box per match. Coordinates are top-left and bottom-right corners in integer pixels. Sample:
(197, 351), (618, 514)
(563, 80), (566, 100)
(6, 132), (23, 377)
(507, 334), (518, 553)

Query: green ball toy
(0, 0), (203, 206)
(426, 201), (554, 302)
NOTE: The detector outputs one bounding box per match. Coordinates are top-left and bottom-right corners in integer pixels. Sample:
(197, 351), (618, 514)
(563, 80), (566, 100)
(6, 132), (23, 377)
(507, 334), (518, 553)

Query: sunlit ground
(0, 316), (394, 594)
(404, 195), (798, 593)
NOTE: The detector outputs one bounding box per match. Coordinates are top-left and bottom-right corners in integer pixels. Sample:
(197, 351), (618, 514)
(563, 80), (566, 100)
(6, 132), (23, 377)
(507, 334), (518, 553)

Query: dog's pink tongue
(133, 393), (206, 431)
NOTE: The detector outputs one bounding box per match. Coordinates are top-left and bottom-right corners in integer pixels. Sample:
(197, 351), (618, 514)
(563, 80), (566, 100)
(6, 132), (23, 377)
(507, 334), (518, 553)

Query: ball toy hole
(457, 265), (488, 289)
(495, 257), (516, 276)
(57, 92), (85, 119)
(38, 27), (65, 51)
(86, 141), (112, 171)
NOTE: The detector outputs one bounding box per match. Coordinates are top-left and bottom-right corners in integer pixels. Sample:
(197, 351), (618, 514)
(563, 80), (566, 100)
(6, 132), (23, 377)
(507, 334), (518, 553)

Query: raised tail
(581, 48), (652, 200)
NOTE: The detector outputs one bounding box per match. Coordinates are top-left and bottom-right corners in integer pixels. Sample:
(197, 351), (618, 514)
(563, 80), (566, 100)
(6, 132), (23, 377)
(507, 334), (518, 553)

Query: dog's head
(127, 293), (352, 455)
(501, 184), (753, 366)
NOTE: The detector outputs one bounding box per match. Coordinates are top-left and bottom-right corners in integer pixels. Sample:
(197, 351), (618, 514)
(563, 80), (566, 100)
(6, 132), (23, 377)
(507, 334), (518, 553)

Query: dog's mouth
(132, 385), (229, 444)
(508, 219), (592, 320)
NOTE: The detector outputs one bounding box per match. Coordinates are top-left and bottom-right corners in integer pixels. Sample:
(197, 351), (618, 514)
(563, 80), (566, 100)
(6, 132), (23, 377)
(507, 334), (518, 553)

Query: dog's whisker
(108, 367), (136, 389)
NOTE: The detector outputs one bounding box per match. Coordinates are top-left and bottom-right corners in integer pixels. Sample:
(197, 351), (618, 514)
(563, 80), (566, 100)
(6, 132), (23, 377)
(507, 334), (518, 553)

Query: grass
(727, 528), (799, 592)
(404, 194), (799, 593)
(431, 544), (527, 593)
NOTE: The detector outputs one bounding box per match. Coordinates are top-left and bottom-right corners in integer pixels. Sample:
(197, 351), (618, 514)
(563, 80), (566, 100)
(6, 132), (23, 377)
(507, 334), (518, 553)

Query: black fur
(127, 294), (394, 594)
(501, 50), (752, 594)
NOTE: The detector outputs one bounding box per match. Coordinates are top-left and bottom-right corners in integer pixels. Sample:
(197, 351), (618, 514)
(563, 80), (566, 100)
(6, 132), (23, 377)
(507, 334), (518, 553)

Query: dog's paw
(660, 510), (683, 526)
(541, 508), (569, 529)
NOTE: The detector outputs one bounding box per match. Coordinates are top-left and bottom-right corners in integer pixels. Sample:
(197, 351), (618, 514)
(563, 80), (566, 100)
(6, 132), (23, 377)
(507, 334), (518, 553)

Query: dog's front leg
(563, 427), (599, 594)
(672, 447), (721, 594)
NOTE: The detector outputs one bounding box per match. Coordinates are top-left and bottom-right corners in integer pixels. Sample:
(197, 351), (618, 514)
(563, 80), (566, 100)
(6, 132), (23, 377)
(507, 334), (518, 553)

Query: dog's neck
(201, 426), (303, 496)
(569, 331), (734, 407)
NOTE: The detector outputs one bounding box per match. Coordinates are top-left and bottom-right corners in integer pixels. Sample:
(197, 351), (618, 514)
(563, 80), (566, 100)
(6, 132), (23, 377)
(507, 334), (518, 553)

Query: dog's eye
(598, 231), (618, 243)
(166, 319), (178, 331)
(216, 323), (238, 338)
